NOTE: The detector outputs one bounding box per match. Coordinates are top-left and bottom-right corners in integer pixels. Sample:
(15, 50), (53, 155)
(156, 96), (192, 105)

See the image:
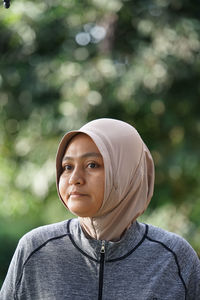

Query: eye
(88, 162), (98, 169)
(63, 164), (72, 171)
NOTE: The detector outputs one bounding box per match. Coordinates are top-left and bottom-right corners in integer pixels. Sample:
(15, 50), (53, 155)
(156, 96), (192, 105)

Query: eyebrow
(62, 152), (102, 162)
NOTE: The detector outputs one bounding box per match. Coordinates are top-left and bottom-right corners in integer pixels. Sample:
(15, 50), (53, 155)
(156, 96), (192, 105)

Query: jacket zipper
(98, 240), (105, 300)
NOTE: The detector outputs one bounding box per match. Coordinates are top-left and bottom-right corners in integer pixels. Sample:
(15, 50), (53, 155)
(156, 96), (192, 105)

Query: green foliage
(0, 0), (200, 284)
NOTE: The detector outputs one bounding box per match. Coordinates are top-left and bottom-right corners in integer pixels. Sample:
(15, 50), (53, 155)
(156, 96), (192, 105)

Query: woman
(1, 118), (200, 299)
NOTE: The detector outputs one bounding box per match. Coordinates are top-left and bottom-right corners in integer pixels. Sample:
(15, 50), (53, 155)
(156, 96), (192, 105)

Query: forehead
(64, 133), (101, 156)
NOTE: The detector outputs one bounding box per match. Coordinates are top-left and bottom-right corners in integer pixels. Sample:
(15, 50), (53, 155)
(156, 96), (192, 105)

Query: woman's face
(59, 133), (105, 217)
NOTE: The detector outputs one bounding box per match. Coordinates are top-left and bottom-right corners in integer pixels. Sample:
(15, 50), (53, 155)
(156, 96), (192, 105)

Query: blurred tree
(0, 0), (200, 285)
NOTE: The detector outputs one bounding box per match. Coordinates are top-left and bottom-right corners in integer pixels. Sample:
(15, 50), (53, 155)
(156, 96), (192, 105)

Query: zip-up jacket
(0, 218), (200, 300)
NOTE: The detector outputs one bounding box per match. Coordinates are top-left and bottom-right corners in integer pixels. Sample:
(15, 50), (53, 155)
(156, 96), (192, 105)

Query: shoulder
(20, 220), (68, 243)
(17, 219), (78, 260)
(145, 223), (199, 266)
(146, 223), (192, 249)
(141, 223), (200, 296)
(0, 219), (79, 294)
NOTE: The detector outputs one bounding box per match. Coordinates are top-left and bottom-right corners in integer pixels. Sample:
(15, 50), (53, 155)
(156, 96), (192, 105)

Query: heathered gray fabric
(0, 218), (200, 300)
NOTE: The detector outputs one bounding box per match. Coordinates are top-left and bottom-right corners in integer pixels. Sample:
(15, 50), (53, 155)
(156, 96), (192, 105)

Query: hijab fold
(56, 118), (154, 241)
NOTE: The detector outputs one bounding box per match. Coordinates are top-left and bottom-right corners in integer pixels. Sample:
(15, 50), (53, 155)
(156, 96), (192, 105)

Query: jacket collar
(68, 218), (147, 262)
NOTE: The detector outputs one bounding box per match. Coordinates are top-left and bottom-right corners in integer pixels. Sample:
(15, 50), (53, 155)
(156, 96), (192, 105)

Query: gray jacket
(0, 218), (200, 300)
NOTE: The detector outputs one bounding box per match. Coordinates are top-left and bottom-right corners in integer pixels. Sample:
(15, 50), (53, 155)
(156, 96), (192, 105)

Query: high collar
(68, 218), (147, 262)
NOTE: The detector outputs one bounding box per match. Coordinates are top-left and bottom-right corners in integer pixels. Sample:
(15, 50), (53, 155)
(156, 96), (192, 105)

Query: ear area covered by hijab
(56, 118), (155, 241)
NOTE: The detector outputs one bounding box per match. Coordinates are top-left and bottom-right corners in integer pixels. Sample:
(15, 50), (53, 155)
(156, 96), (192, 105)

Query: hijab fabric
(56, 118), (155, 241)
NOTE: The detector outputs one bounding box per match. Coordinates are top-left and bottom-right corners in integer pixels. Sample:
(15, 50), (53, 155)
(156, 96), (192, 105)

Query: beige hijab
(56, 118), (154, 241)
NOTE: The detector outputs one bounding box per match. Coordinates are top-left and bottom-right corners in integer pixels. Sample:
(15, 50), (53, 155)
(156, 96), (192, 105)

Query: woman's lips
(69, 192), (87, 198)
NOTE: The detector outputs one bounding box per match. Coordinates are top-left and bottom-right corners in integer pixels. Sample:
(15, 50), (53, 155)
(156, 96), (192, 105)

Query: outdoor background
(0, 0), (200, 286)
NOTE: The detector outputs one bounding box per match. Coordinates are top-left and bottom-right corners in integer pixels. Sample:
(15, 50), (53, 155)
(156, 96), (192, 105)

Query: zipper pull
(100, 240), (105, 253)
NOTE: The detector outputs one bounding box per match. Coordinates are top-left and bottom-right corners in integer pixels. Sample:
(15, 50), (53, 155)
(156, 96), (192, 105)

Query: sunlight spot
(87, 90), (102, 106)
(169, 126), (184, 144)
(151, 100), (165, 115)
(75, 32), (91, 46)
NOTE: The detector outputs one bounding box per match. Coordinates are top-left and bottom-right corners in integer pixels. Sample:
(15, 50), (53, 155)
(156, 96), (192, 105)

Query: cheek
(59, 175), (68, 196)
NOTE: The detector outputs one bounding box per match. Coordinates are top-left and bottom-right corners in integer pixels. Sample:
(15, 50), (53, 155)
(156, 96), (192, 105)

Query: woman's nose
(68, 168), (84, 185)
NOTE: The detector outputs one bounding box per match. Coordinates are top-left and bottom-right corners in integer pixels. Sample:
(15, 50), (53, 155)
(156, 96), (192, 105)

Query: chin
(69, 209), (94, 218)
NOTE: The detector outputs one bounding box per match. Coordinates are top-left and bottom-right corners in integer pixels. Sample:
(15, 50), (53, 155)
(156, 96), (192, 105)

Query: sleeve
(186, 253), (200, 300)
(0, 239), (25, 300)
(169, 231), (200, 300)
